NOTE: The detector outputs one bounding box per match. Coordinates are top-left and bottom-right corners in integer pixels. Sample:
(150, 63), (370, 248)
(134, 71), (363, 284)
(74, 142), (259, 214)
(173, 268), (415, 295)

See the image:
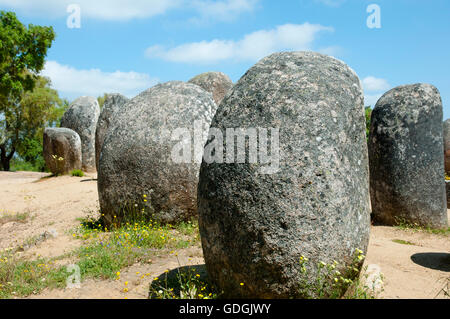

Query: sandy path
(0, 171), (449, 299)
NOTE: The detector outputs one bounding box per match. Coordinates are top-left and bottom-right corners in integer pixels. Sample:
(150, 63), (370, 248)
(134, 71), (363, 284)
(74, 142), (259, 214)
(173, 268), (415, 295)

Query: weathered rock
(443, 119), (450, 175)
(95, 93), (129, 171)
(60, 96), (100, 172)
(98, 81), (217, 225)
(197, 51), (371, 298)
(43, 127), (82, 174)
(368, 83), (447, 229)
(188, 72), (233, 106)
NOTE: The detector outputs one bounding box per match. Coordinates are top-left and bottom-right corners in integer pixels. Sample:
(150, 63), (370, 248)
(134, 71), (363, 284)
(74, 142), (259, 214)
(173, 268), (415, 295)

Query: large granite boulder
(368, 84), (447, 229)
(98, 81), (217, 225)
(60, 96), (100, 172)
(188, 72), (233, 106)
(197, 51), (371, 298)
(95, 93), (129, 171)
(43, 127), (82, 175)
(443, 119), (450, 175)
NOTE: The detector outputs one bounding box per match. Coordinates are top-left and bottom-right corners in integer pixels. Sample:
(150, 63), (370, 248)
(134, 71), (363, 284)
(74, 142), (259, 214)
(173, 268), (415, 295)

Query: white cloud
(362, 76), (390, 107)
(364, 94), (383, 107)
(145, 23), (334, 64)
(0, 0), (182, 20)
(41, 61), (159, 99)
(191, 0), (259, 22)
(0, 0), (258, 21)
(362, 76), (390, 92)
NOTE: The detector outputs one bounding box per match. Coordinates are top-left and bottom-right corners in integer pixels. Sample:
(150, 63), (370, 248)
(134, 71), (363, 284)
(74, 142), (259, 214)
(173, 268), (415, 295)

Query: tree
(365, 106), (372, 141)
(0, 11), (56, 170)
(97, 93), (108, 109)
(14, 76), (68, 171)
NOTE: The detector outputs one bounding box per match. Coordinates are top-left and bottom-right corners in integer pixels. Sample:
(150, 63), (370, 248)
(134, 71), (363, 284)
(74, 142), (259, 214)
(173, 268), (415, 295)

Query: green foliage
(71, 169), (84, 177)
(0, 11), (55, 98)
(365, 106), (372, 141)
(297, 249), (378, 299)
(1, 75), (67, 171)
(394, 216), (450, 236)
(0, 252), (67, 299)
(0, 11), (58, 171)
(392, 239), (415, 245)
(97, 93), (108, 109)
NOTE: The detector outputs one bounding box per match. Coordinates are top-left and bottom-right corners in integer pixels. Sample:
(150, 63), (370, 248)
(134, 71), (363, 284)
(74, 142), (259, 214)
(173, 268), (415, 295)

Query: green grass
(394, 217), (450, 236)
(70, 169), (84, 177)
(392, 239), (415, 246)
(0, 253), (68, 298)
(71, 215), (199, 281)
(0, 211), (31, 226)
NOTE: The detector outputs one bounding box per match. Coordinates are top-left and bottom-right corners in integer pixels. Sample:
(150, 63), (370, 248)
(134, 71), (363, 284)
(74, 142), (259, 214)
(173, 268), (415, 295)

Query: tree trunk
(0, 145), (15, 171)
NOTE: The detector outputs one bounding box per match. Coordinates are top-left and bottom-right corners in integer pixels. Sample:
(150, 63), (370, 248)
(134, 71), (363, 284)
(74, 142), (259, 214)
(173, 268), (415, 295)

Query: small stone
(43, 127), (82, 175)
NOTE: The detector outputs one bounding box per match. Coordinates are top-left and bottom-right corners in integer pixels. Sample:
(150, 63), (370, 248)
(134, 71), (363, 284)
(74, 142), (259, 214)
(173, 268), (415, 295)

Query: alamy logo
(163, 120), (280, 174)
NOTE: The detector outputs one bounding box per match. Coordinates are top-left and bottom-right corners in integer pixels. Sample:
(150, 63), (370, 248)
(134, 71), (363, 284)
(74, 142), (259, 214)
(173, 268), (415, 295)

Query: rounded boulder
(43, 127), (82, 174)
(60, 96), (100, 172)
(368, 83), (447, 229)
(95, 93), (129, 171)
(188, 72), (233, 106)
(98, 81), (217, 225)
(197, 51), (371, 298)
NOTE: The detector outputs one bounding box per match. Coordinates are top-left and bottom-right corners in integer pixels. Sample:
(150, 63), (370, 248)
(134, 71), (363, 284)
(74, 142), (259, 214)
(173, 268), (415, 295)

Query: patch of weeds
(436, 277), (449, 298)
(394, 217), (450, 236)
(392, 239), (415, 246)
(70, 169), (84, 177)
(0, 211), (31, 226)
(297, 249), (380, 299)
(149, 256), (219, 299)
(0, 252), (68, 299)
(72, 216), (198, 280)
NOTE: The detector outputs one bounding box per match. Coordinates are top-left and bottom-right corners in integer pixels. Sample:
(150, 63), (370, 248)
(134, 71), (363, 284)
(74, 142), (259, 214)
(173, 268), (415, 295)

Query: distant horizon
(1, 0), (449, 118)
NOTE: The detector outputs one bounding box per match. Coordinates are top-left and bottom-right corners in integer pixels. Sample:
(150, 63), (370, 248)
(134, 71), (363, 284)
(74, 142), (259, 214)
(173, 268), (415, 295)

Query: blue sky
(1, 0), (449, 118)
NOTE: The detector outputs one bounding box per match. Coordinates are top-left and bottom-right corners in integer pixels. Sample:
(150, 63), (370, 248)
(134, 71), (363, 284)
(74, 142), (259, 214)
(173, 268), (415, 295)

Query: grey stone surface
(95, 93), (129, 171)
(98, 81), (217, 225)
(443, 119), (450, 175)
(43, 127), (82, 174)
(188, 72), (233, 106)
(197, 51), (371, 298)
(368, 83), (447, 229)
(60, 96), (100, 172)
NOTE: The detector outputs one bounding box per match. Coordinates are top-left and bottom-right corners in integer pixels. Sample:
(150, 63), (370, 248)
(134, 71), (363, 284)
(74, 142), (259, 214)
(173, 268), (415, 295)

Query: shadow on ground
(148, 264), (210, 298)
(410, 253), (450, 272)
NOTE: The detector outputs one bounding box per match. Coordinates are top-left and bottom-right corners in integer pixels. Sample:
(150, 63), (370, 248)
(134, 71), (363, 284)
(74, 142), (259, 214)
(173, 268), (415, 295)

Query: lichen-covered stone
(188, 72), (233, 106)
(197, 51), (371, 298)
(43, 127), (82, 174)
(95, 93), (129, 171)
(98, 81), (217, 225)
(60, 96), (100, 172)
(369, 83), (447, 229)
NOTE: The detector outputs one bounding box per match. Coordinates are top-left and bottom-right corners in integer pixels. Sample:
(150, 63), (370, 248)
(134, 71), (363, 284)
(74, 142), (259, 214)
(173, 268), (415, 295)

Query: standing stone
(43, 127), (82, 174)
(60, 96), (100, 172)
(95, 93), (129, 171)
(98, 81), (217, 226)
(369, 84), (447, 229)
(443, 119), (450, 175)
(188, 72), (233, 106)
(197, 51), (371, 298)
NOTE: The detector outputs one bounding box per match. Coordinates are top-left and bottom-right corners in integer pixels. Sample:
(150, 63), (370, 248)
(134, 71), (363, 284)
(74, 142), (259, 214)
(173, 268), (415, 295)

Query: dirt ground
(0, 171), (449, 299)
